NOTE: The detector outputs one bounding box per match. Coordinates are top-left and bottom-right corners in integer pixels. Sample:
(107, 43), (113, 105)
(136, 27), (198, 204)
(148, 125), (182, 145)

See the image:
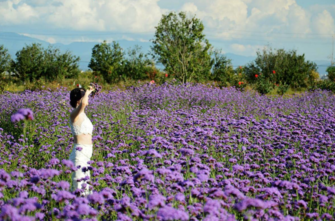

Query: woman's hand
(86, 85), (95, 95)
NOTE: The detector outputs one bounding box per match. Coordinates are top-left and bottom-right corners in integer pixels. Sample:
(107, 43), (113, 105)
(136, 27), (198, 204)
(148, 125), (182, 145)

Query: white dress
(69, 112), (94, 196)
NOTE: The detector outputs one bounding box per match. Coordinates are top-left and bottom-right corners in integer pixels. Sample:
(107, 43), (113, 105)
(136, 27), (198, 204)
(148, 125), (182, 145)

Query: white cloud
(0, 0), (333, 61)
(312, 10), (335, 36)
(0, 0), (166, 33)
(230, 44), (264, 56)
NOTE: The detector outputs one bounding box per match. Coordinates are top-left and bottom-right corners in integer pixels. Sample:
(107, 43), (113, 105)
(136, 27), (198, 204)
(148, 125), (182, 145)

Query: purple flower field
(0, 83), (335, 220)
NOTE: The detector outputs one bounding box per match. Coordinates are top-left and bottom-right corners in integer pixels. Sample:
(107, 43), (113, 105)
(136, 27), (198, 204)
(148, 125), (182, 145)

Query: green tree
(89, 40), (124, 83)
(326, 66), (335, 81)
(245, 47), (317, 89)
(12, 43), (44, 83)
(0, 45), (12, 74)
(43, 46), (80, 81)
(210, 50), (235, 87)
(123, 45), (152, 80)
(151, 11), (212, 83)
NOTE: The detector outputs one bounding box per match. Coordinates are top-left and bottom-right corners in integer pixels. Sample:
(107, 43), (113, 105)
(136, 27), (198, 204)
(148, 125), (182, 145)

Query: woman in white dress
(68, 85), (95, 196)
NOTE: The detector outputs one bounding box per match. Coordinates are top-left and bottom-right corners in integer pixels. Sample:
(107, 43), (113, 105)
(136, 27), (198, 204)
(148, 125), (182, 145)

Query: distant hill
(0, 32), (329, 75)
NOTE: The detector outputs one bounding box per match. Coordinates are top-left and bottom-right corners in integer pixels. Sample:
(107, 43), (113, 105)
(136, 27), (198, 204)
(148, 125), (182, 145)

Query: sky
(0, 0), (334, 63)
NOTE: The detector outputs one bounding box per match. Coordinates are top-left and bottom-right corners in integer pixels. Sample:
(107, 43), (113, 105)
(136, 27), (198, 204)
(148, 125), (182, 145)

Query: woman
(69, 85), (95, 196)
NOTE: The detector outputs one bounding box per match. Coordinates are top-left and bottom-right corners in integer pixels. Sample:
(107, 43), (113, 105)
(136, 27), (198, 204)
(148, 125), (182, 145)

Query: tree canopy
(151, 12), (213, 83)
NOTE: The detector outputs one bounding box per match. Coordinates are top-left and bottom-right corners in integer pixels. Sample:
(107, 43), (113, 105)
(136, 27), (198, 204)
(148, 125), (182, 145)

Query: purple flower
(234, 198), (277, 212)
(134, 168), (154, 183)
(76, 203), (92, 215)
(19, 203), (38, 213)
(175, 193), (185, 203)
(17, 108), (34, 120)
(48, 158), (60, 166)
(196, 170), (209, 182)
(19, 191), (29, 199)
(0, 205), (20, 220)
(56, 181), (70, 190)
(295, 200), (308, 210)
(88, 192), (105, 205)
(10, 113), (25, 123)
(35, 212), (45, 220)
(148, 194), (166, 209)
(157, 206), (189, 221)
(51, 190), (76, 202)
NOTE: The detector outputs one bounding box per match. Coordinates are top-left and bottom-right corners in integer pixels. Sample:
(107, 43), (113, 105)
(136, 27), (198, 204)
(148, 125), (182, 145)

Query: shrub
(210, 50), (235, 88)
(277, 82), (289, 95)
(245, 47), (317, 89)
(315, 79), (335, 93)
(255, 74), (273, 95)
(326, 66), (335, 81)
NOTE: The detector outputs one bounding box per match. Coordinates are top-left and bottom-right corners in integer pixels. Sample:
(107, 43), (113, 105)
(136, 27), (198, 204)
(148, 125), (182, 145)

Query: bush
(122, 46), (153, 81)
(255, 74), (273, 95)
(326, 66), (335, 81)
(0, 45), (12, 74)
(277, 82), (289, 95)
(210, 50), (235, 88)
(12, 43), (81, 83)
(245, 47), (317, 89)
(89, 41), (124, 84)
(315, 79), (335, 93)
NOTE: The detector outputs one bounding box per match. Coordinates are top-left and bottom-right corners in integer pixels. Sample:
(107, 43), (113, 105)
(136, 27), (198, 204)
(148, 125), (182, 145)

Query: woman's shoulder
(70, 110), (85, 122)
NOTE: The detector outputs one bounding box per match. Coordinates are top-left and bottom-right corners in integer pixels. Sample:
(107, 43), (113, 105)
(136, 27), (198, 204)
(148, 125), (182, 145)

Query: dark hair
(70, 88), (86, 108)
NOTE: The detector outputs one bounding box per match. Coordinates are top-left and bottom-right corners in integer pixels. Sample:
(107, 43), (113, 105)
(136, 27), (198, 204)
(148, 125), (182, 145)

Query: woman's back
(70, 112), (93, 145)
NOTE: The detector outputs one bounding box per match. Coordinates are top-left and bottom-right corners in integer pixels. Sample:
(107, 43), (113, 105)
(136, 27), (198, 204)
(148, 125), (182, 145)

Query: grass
(1, 72), (311, 97)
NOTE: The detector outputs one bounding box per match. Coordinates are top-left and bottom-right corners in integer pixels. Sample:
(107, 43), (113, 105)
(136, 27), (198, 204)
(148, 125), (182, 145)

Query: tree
(122, 45), (152, 80)
(0, 45), (12, 74)
(43, 46), (80, 81)
(88, 40), (124, 83)
(12, 44), (81, 83)
(12, 43), (45, 83)
(245, 47), (317, 89)
(210, 50), (235, 87)
(151, 11), (212, 83)
(326, 66), (335, 81)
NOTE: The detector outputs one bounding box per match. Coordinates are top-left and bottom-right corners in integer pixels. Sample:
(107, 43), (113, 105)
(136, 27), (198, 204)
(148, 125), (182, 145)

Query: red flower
(150, 80), (155, 84)
(273, 70), (276, 74)
(255, 74), (258, 78)
(76, 84), (79, 87)
(238, 82), (243, 85)
(239, 66), (242, 69)
(165, 73), (168, 78)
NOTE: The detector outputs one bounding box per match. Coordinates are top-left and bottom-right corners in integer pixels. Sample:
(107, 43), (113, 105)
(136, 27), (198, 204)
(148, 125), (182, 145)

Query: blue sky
(0, 0), (334, 64)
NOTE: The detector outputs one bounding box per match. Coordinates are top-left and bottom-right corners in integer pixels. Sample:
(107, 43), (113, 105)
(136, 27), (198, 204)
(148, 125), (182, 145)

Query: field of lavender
(0, 83), (335, 220)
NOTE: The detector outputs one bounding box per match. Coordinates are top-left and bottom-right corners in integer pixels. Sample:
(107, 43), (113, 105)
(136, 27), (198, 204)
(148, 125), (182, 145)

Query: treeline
(0, 11), (334, 94)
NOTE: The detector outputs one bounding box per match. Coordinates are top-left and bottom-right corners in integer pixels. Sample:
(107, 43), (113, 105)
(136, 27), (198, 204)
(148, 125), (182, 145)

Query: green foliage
(245, 47), (317, 89)
(277, 82), (289, 95)
(0, 45), (12, 74)
(12, 43), (80, 83)
(12, 43), (45, 82)
(151, 11), (213, 83)
(123, 46), (153, 80)
(210, 50), (235, 87)
(326, 66), (335, 81)
(255, 74), (274, 95)
(315, 79), (335, 93)
(244, 62), (261, 84)
(43, 46), (80, 81)
(89, 40), (124, 83)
